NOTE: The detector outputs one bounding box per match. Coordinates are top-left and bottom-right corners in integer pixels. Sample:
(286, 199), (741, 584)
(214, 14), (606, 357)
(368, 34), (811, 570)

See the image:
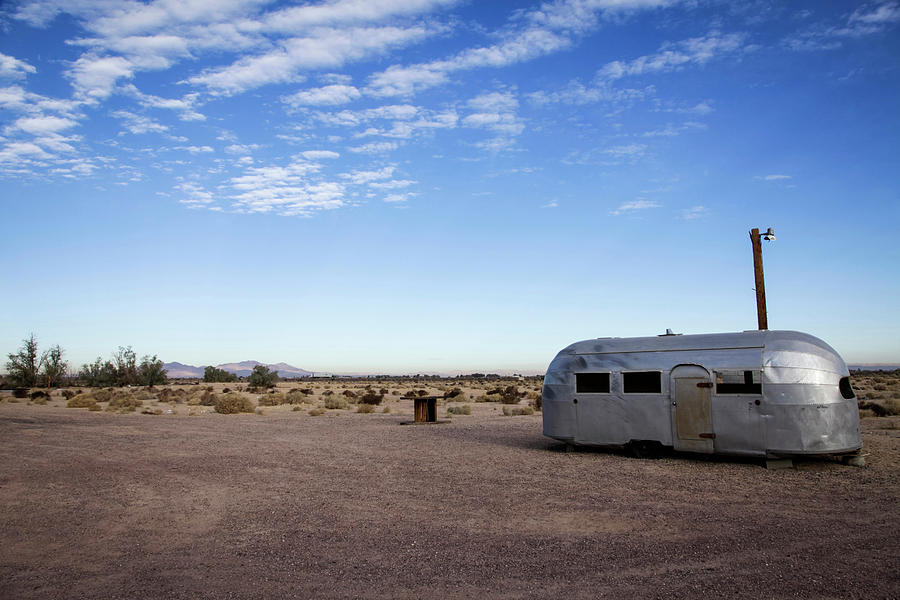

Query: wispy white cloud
(123, 84), (205, 121)
(784, 2), (900, 51)
(366, 0), (677, 97)
(680, 205), (706, 220)
(611, 198), (660, 215)
(284, 84), (362, 106)
(301, 150), (340, 160)
(596, 31), (747, 81)
(0, 53), (37, 79)
(461, 90), (523, 149)
(188, 25), (436, 95)
(341, 166), (395, 184)
(348, 140), (400, 154)
(758, 174), (792, 181)
(7, 115), (78, 135)
(112, 110), (168, 134)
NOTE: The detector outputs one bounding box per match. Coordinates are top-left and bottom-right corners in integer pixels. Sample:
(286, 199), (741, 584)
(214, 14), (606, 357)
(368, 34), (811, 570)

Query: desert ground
(1, 375), (898, 599)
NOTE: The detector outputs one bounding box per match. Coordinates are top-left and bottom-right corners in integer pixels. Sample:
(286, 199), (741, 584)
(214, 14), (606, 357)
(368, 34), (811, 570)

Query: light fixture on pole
(749, 227), (775, 330)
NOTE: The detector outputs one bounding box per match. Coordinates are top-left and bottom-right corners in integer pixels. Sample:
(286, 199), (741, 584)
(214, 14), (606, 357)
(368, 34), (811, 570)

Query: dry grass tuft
(324, 397), (348, 410)
(447, 404), (471, 415)
(308, 407), (326, 416)
(67, 394), (98, 409)
(214, 392), (255, 414)
(356, 404), (376, 414)
(258, 392), (286, 406)
(502, 405), (534, 416)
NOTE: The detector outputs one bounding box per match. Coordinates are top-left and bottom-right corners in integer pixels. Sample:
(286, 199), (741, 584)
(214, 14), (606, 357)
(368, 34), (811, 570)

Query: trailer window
(839, 377), (855, 399)
(715, 370), (762, 394)
(623, 371), (661, 394)
(576, 372), (610, 393)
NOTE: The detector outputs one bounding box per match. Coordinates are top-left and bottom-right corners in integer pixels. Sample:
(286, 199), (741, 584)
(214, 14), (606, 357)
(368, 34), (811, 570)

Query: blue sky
(1, 0), (898, 374)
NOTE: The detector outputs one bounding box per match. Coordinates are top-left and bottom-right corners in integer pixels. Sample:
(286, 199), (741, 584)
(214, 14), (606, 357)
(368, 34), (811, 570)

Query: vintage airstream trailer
(542, 330), (862, 458)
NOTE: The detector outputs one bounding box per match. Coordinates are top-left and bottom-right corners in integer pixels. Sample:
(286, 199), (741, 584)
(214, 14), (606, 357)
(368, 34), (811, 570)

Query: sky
(1, 0), (899, 375)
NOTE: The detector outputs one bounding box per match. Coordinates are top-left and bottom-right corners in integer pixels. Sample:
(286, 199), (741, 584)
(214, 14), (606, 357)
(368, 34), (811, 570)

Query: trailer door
(671, 365), (714, 453)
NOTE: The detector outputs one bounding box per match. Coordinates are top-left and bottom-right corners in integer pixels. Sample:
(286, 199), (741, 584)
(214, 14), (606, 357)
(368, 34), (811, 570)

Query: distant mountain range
(163, 360), (314, 379)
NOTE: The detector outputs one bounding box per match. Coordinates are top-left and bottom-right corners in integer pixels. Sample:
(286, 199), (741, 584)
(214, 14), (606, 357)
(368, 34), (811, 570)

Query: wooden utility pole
(749, 228), (768, 330)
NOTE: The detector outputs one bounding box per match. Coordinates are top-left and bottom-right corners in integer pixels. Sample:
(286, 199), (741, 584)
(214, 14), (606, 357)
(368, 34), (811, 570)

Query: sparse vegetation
(447, 404), (471, 415)
(324, 397), (348, 410)
(359, 391), (384, 405)
(67, 393), (98, 409)
(502, 405), (534, 416)
(204, 366), (238, 383)
(247, 365), (278, 390)
(308, 407), (326, 416)
(214, 392), (255, 414)
(357, 404), (375, 413)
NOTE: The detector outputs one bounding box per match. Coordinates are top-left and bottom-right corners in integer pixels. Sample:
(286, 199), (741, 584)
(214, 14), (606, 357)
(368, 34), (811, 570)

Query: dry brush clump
(356, 404), (376, 414)
(324, 397), (348, 410)
(502, 405), (534, 416)
(359, 391), (384, 405)
(214, 392), (255, 414)
(107, 392), (143, 412)
(67, 393), (98, 409)
(308, 407), (326, 416)
(447, 404), (471, 415)
(257, 391), (286, 406)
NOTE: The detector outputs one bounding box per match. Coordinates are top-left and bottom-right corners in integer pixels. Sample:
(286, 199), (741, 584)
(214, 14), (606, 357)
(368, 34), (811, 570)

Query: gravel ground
(1, 404), (898, 599)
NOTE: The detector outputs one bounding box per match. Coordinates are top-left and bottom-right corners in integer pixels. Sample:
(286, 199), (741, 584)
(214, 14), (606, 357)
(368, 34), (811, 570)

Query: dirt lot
(1, 400), (898, 599)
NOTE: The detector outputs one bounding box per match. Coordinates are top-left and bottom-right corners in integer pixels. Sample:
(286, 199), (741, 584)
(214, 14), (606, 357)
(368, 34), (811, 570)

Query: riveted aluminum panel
(542, 330), (862, 457)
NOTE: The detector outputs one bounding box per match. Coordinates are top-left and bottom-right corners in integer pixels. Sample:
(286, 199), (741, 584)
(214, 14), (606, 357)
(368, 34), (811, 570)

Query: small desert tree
(40, 345), (68, 388)
(112, 346), (138, 386)
(6, 334), (44, 388)
(248, 364), (278, 389)
(79, 357), (117, 387)
(204, 366), (238, 383)
(138, 355), (168, 388)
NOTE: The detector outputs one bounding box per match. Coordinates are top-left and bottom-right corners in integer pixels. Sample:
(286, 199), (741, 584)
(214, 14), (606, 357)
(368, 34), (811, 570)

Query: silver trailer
(542, 330), (862, 458)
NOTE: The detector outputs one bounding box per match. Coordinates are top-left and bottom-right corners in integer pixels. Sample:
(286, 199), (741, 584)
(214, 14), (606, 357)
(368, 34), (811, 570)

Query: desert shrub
(258, 392), (285, 406)
(292, 405), (302, 412)
(60, 389), (76, 400)
(403, 390), (417, 398)
(92, 389), (113, 403)
(108, 392), (143, 411)
(531, 393), (542, 412)
(444, 388), (464, 400)
(323, 389), (334, 396)
(188, 390), (218, 406)
(324, 397), (348, 410)
(222, 387), (231, 393)
(357, 404), (375, 413)
(67, 393), (98, 409)
(30, 390), (48, 400)
(215, 392), (255, 414)
(382, 406), (391, 414)
(31, 395), (48, 405)
(499, 386), (522, 404)
(882, 399), (900, 416)
(342, 390), (357, 399)
(88, 404), (101, 411)
(417, 389), (429, 397)
(285, 390), (308, 404)
(502, 405), (534, 416)
(447, 404), (471, 415)
(379, 388), (389, 395)
(359, 392), (384, 405)
(141, 408), (163, 415)
(308, 407), (326, 416)
(13, 388), (29, 398)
